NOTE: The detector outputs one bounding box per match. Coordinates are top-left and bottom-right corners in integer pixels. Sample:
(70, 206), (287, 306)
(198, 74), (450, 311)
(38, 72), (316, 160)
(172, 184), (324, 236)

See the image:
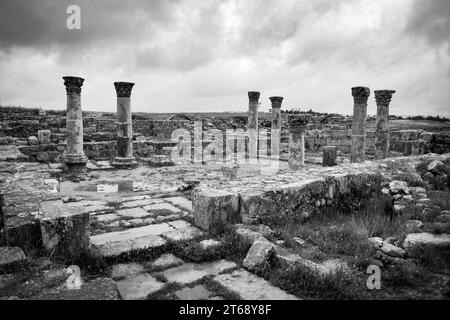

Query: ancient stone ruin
(1, 79), (450, 300)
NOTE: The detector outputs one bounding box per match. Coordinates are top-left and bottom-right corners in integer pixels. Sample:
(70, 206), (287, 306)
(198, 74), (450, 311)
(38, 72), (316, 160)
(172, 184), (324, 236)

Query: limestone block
(403, 232), (450, 257)
(323, 146), (337, 167)
(39, 200), (90, 259)
(192, 187), (240, 233)
(37, 130), (52, 144)
(243, 237), (275, 271)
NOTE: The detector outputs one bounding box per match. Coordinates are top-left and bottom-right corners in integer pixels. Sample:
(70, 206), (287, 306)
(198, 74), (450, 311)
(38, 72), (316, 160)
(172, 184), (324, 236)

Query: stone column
(112, 82), (138, 168)
(248, 91), (260, 162)
(323, 146), (337, 167)
(270, 96), (283, 158)
(288, 115), (308, 169)
(350, 87), (370, 163)
(61, 76), (88, 174)
(374, 90), (395, 160)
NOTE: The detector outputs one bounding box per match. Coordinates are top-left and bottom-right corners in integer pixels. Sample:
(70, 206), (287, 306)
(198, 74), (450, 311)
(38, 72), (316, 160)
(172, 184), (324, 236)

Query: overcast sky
(0, 0), (449, 116)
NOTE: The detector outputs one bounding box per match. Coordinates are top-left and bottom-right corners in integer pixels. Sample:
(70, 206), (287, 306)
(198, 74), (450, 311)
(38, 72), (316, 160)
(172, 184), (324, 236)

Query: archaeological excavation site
(1, 78), (450, 301)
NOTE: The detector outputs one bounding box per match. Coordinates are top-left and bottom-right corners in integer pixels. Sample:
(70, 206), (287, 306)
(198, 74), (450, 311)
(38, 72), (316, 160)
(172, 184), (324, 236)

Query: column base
(112, 157), (138, 169)
(61, 154), (88, 164)
(61, 154), (88, 175)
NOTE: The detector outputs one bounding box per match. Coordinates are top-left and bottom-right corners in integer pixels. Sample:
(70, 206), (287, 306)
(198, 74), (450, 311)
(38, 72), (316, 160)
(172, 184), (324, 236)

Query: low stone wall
(1, 106), (449, 158)
(192, 153), (450, 230)
(0, 106), (191, 141)
(16, 140), (178, 162)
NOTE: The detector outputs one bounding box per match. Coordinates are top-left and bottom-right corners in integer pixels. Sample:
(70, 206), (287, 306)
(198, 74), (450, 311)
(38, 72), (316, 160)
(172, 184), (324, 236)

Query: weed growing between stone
(166, 227), (252, 264)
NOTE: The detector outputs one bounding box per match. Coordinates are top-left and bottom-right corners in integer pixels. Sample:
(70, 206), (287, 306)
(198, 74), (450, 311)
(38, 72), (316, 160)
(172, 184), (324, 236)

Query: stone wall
(1, 106), (449, 159)
(16, 140), (177, 162)
(0, 106), (191, 141)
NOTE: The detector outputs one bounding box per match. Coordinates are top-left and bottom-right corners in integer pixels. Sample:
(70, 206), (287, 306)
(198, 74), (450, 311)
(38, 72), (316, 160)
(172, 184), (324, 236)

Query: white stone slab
(213, 269), (299, 300)
(116, 274), (164, 300)
(165, 197), (193, 212)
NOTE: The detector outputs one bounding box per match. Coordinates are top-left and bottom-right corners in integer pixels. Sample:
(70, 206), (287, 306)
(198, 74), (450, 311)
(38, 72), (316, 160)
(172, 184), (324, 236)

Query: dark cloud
(0, 0), (178, 50)
(0, 0), (449, 116)
(406, 0), (450, 47)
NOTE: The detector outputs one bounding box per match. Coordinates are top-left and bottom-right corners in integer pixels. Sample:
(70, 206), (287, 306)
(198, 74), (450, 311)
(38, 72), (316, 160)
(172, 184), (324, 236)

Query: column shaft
(270, 96), (283, 158)
(62, 76), (88, 173)
(248, 91), (260, 162)
(374, 90), (395, 159)
(288, 115), (308, 169)
(113, 82), (137, 168)
(350, 87), (370, 163)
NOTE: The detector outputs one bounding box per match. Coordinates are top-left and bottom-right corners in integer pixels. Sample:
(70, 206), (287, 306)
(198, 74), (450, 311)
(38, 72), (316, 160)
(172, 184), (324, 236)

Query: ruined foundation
(1, 84), (450, 301)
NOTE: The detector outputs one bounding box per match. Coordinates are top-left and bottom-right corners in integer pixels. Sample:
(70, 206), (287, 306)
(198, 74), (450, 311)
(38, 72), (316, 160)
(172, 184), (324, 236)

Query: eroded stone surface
(174, 285), (214, 300)
(117, 207), (150, 219)
(165, 197), (193, 212)
(110, 263), (145, 280)
(243, 237), (275, 271)
(213, 269), (299, 300)
(116, 273), (164, 300)
(163, 225), (204, 242)
(0, 247), (26, 267)
(193, 187), (240, 232)
(403, 232), (450, 256)
(148, 253), (184, 271)
(90, 224), (173, 257)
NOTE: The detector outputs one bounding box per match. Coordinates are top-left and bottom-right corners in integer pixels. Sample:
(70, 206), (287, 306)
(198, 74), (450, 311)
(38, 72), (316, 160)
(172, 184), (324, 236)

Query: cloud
(0, 0), (449, 116)
(406, 0), (450, 48)
(0, 0), (178, 50)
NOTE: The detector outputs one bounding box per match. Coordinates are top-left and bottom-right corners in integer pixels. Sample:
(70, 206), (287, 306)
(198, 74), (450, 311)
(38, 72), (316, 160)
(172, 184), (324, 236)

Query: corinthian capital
(63, 76), (84, 95)
(288, 114), (309, 133)
(248, 91), (260, 103)
(114, 82), (135, 98)
(269, 96), (283, 109)
(374, 90), (396, 106)
(351, 86), (370, 104)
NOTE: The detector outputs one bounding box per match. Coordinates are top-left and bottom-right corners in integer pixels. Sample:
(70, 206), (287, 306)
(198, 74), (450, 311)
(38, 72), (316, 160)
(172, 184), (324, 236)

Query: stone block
(39, 200), (90, 259)
(323, 146), (337, 167)
(37, 130), (52, 144)
(192, 187), (240, 233)
(243, 237), (275, 271)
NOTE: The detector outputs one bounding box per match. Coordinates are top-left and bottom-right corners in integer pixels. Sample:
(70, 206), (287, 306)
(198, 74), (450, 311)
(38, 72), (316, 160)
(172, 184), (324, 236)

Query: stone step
(89, 196), (194, 235)
(90, 220), (204, 257)
(213, 269), (299, 300)
(112, 258), (237, 300)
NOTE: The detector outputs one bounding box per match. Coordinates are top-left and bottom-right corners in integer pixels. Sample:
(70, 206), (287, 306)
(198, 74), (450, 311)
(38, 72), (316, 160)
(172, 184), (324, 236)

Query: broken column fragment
(374, 90), (396, 160)
(350, 87), (370, 163)
(270, 96), (283, 158)
(61, 76), (88, 174)
(248, 91), (260, 163)
(323, 146), (337, 167)
(288, 114), (308, 170)
(112, 82), (138, 168)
